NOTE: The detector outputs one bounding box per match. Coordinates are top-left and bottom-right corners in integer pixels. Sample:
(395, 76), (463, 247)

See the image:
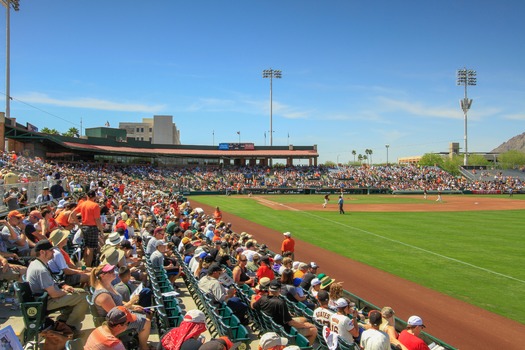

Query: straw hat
(101, 246), (125, 266)
(49, 229), (70, 247)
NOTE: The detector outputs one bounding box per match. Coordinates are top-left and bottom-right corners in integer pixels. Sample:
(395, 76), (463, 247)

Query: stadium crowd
(1, 150), (523, 198)
(0, 153), (454, 349)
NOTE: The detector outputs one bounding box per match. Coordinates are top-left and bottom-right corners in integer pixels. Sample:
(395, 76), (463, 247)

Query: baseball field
(192, 194), (525, 325)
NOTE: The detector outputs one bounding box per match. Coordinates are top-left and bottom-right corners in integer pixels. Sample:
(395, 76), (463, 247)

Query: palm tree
(63, 127), (80, 137)
(368, 149), (373, 164)
(364, 149), (371, 165)
(352, 150), (356, 163)
(358, 154), (363, 163)
(40, 127), (60, 135)
(363, 154), (368, 164)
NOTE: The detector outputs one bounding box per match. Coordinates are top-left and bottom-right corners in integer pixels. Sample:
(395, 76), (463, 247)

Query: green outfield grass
(192, 194), (525, 324)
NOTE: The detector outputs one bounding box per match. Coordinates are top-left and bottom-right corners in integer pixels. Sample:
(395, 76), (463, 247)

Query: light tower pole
(385, 144), (390, 165)
(1, 0), (19, 119)
(262, 68), (282, 167)
(457, 67), (477, 166)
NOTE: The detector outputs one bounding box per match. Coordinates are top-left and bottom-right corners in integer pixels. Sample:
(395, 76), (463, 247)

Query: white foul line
(278, 203), (525, 284)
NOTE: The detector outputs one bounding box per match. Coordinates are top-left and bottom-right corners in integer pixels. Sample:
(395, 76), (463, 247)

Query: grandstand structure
(0, 114), (319, 167)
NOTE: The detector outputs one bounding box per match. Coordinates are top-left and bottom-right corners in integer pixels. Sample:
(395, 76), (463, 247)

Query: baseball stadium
(1, 118), (525, 350)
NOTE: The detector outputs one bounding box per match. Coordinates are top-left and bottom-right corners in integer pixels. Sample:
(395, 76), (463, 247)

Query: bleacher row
(168, 245), (358, 350)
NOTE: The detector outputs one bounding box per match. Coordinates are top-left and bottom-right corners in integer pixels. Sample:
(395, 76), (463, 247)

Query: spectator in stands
(281, 232), (295, 260)
(360, 310), (389, 350)
(3, 187), (20, 210)
(74, 189), (104, 267)
(200, 336), (234, 350)
(271, 254), (283, 274)
(0, 252), (26, 282)
(199, 263), (249, 325)
(256, 255), (275, 281)
(232, 254), (254, 287)
(50, 180), (65, 199)
(253, 280), (317, 345)
(48, 228), (89, 287)
(279, 257), (293, 275)
(378, 306), (407, 350)
(90, 263), (151, 350)
(84, 305), (136, 350)
(398, 316), (430, 350)
(308, 278), (322, 297)
(114, 266), (152, 307)
(313, 290), (334, 327)
(246, 253), (260, 274)
(151, 240), (179, 283)
(242, 240), (258, 262)
(18, 187), (28, 207)
(54, 202), (79, 230)
(250, 277), (271, 306)
(26, 239), (88, 333)
(300, 262), (319, 290)
(160, 309), (207, 350)
(258, 332), (288, 350)
(294, 262), (308, 279)
(145, 226), (166, 255)
(327, 281), (343, 309)
(216, 241), (233, 267)
(329, 298), (360, 345)
(22, 210), (46, 243)
(1, 210), (30, 256)
(35, 186), (53, 204)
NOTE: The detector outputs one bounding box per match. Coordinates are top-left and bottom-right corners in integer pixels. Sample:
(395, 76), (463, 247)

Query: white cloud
(17, 92), (165, 113)
(378, 97), (459, 119)
(503, 113), (525, 120)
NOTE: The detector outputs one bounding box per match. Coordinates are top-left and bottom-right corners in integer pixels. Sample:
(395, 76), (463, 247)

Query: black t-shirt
(300, 272), (316, 290)
(253, 294), (292, 331)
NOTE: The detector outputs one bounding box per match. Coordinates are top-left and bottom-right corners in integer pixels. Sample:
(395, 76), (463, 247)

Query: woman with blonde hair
(327, 282), (344, 310)
(90, 263), (152, 350)
(380, 306), (408, 350)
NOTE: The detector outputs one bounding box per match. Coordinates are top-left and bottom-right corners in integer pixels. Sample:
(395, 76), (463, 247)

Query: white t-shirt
(360, 328), (390, 350)
(313, 306), (334, 327)
(48, 247), (68, 273)
(329, 313), (355, 344)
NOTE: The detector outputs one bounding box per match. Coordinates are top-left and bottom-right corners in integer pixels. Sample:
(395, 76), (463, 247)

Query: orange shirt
(85, 326), (125, 350)
(76, 199), (100, 226)
(55, 211), (70, 228)
(281, 237), (295, 253)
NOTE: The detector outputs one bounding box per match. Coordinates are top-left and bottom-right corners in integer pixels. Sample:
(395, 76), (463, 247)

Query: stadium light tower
(457, 67), (477, 166)
(262, 69), (282, 166)
(385, 144), (390, 165)
(1, 0), (19, 119)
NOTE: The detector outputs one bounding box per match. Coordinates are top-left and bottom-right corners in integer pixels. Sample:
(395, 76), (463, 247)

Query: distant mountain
(491, 132), (525, 153)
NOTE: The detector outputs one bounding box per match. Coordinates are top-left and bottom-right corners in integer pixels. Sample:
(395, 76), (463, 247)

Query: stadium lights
(457, 67), (477, 166)
(262, 68), (282, 167)
(1, 0), (20, 119)
(385, 144), (390, 165)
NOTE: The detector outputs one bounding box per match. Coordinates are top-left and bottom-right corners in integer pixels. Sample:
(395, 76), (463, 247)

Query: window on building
(141, 128), (144, 132)
(136, 128), (140, 132)
(149, 128), (152, 132)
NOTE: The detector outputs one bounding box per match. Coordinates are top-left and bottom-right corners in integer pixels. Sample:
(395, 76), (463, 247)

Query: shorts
(82, 226), (100, 248)
(64, 274), (82, 287)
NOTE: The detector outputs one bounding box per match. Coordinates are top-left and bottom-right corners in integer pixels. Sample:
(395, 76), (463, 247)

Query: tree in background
(498, 150), (525, 169)
(352, 150), (356, 163)
(40, 127), (60, 135)
(62, 127), (80, 137)
(418, 153), (445, 167)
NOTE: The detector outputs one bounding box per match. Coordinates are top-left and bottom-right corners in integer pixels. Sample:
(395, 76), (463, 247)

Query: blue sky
(1, 0), (524, 164)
